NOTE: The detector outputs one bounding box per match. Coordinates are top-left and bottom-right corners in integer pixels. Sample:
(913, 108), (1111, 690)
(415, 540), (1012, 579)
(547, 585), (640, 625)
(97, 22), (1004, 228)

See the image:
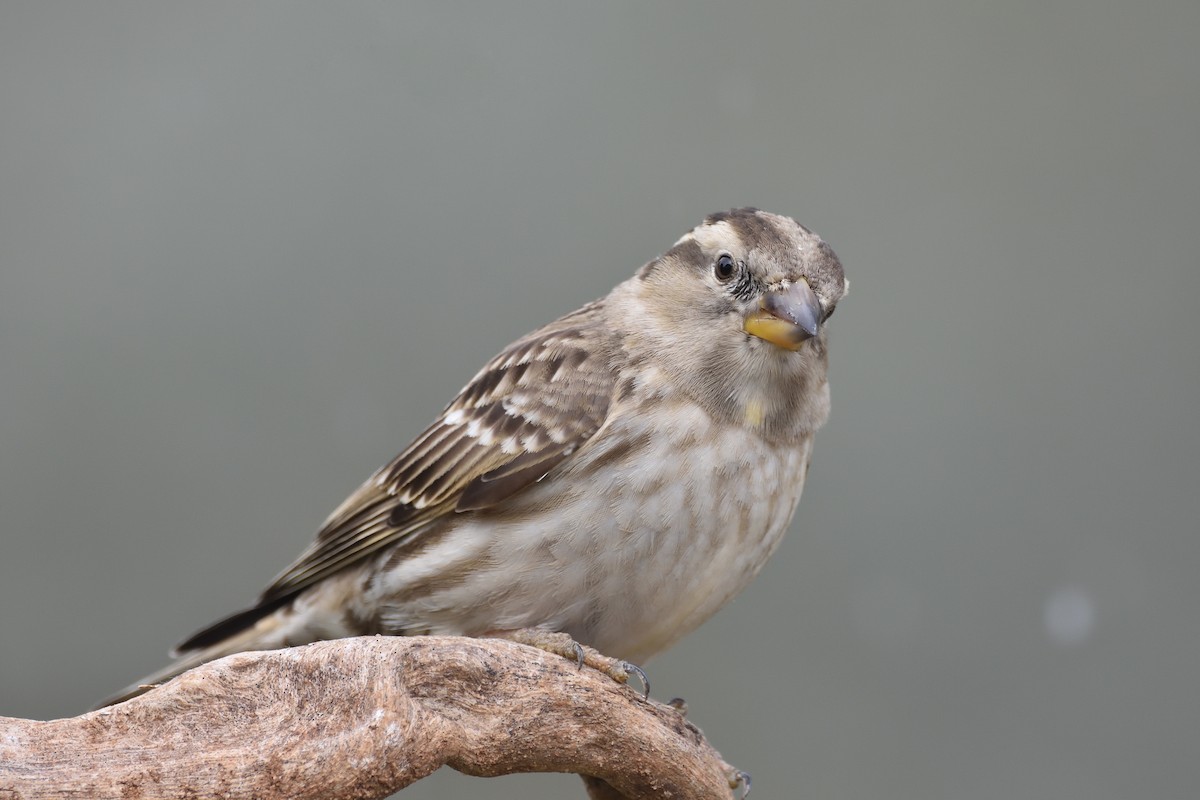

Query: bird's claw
(620, 660), (650, 701)
(728, 768), (751, 799)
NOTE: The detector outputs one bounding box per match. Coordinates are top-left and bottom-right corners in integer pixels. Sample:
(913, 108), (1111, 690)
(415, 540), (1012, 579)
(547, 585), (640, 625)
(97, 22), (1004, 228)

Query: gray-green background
(2, 3), (1197, 798)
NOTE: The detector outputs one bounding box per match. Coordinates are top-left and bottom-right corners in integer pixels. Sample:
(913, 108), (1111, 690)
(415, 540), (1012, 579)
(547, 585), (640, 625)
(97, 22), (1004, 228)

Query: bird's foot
(499, 629), (649, 700)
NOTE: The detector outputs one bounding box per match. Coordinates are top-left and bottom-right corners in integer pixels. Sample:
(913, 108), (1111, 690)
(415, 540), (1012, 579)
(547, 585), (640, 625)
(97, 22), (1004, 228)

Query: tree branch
(0, 636), (740, 799)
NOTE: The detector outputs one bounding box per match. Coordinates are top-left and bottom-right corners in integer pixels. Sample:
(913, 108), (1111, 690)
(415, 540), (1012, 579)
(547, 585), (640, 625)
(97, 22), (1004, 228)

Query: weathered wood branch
(0, 636), (740, 799)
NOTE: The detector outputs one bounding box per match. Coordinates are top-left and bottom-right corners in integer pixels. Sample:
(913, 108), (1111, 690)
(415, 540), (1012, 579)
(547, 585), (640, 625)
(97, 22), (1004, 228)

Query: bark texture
(0, 636), (740, 799)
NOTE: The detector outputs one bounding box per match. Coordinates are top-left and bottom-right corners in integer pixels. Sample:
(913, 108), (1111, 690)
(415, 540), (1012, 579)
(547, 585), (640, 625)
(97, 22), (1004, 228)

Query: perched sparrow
(104, 208), (846, 705)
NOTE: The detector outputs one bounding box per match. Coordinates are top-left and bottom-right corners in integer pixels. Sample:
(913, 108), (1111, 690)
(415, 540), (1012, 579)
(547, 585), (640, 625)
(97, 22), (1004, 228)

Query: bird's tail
(95, 597), (306, 708)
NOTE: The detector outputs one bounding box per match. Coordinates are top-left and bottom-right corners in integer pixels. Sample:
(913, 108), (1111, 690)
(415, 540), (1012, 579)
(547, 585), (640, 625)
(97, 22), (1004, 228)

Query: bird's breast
(548, 399), (814, 661)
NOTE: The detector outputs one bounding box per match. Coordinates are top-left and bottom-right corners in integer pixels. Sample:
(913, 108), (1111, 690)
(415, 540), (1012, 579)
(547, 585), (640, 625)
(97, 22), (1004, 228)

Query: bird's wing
(258, 301), (616, 604)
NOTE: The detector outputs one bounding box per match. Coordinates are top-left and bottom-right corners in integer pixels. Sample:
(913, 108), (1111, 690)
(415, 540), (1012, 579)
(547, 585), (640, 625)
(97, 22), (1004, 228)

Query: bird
(102, 207), (846, 706)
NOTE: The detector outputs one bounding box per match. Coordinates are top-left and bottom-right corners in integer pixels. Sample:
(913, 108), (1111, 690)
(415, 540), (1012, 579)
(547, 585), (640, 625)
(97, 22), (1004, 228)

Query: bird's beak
(742, 278), (823, 351)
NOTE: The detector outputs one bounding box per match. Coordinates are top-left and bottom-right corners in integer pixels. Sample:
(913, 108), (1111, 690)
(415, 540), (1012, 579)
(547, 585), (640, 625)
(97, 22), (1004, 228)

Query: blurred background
(2, 2), (1197, 798)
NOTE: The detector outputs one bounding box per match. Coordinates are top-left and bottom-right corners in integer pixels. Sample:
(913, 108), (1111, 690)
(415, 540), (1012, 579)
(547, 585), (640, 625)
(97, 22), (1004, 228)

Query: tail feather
(171, 595), (294, 655)
(95, 601), (295, 708)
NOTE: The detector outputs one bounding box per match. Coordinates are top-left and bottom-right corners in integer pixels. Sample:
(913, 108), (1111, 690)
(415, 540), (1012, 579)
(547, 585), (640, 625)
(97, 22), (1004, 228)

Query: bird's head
(613, 208), (847, 439)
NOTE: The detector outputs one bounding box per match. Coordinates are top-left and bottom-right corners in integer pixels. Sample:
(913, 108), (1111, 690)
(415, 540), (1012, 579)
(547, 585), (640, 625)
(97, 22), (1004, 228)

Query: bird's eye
(714, 254), (736, 282)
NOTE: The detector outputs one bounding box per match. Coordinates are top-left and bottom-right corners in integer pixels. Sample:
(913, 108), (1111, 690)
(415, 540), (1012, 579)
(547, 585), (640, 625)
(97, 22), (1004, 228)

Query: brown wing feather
(256, 300), (616, 604)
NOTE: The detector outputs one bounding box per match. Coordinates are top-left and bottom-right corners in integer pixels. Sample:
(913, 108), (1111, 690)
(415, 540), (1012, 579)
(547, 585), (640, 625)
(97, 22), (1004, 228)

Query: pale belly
(364, 403), (813, 662)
